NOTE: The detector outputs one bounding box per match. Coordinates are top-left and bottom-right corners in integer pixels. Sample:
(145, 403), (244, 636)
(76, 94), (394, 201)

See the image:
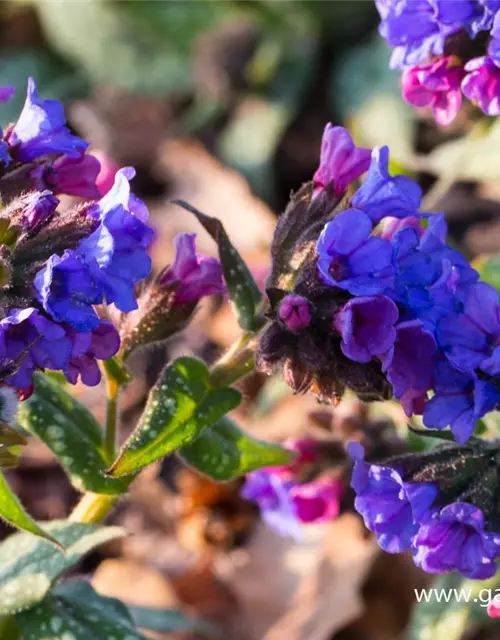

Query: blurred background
(3, 1), (500, 639)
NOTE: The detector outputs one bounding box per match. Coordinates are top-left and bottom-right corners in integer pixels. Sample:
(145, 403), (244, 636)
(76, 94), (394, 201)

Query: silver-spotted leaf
(180, 417), (293, 481)
(16, 580), (148, 640)
(108, 358), (241, 478)
(172, 200), (262, 330)
(0, 521), (124, 615)
(18, 374), (129, 494)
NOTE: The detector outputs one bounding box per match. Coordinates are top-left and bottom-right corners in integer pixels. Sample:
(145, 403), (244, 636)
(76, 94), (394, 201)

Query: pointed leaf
(108, 358), (241, 478)
(172, 200), (262, 330)
(180, 417), (294, 481)
(0, 473), (61, 548)
(18, 374), (129, 494)
(0, 521), (124, 615)
(16, 581), (148, 640)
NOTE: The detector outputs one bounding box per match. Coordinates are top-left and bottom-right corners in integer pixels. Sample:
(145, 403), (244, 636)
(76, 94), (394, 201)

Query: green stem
(209, 332), (258, 388)
(104, 380), (119, 464)
(69, 492), (120, 525)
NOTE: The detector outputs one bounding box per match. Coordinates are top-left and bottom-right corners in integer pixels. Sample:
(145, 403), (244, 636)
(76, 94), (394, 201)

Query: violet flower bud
(278, 295), (312, 332)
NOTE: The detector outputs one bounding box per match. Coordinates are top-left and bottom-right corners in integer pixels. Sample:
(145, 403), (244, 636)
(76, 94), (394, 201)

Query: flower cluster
(376, 0), (500, 122)
(259, 124), (500, 445)
(350, 441), (500, 579)
(241, 438), (344, 537)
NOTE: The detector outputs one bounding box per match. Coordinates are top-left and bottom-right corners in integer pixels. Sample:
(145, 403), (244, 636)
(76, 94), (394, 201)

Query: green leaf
(0, 521), (124, 615)
(0, 473), (61, 548)
(129, 605), (222, 638)
(108, 358), (242, 478)
(172, 201), (262, 330)
(17, 374), (129, 495)
(16, 580), (149, 639)
(180, 416), (293, 481)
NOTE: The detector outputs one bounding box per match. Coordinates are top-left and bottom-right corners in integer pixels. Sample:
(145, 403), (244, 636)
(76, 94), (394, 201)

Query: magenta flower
(32, 152), (102, 199)
(0, 86), (15, 103)
(90, 150), (120, 196)
(402, 56), (465, 125)
(162, 233), (225, 304)
(278, 295), (312, 332)
(290, 477), (343, 523)
(462, 56), (500, 115)
(312, 124), (371, 197)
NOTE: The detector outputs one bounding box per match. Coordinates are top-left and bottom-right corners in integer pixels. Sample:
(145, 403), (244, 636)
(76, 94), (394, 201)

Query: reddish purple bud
(32, 151), (101, 199)
(402, 56), (465, 126)
(380, 215), (424, 241)
(279, 295), (312, 332)
(162, 233), (225, 304)
(313, 124), (371, 197)
(290, 477), (343, 523)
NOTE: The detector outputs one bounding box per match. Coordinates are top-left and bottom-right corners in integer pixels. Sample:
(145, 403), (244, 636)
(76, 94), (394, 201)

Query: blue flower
(64, 320), (120, 386)
(413, 502), (500, 579)
(34, 250), (103, 332)
(77, 168), (154, 312)
(351, 147), (422, 225)
(317, 209), (394, 295)
(349, 442), (438, 553)
(8, 78), (87, 162)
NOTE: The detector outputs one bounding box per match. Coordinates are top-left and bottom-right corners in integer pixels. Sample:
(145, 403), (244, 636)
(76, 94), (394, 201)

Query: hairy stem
(69, 492), (120, 525)
(104, 379), (120, 464)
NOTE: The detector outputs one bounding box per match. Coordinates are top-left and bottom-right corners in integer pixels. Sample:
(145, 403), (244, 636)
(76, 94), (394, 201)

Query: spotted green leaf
(18, 373), (129, 494)
(16, 580), (148, 640)
(0, 521), (124, 615)
(172, 200), (262, 330)
(0, 473), (61, 549)
(108, 358), (242, 478)
(180, 417), (294, 481)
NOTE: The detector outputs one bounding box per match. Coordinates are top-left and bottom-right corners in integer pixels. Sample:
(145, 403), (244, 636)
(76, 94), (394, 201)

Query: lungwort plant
(2, 51), (500, 636)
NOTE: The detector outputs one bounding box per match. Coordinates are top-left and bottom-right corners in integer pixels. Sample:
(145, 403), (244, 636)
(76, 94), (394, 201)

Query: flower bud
(278, 295), (312, 332)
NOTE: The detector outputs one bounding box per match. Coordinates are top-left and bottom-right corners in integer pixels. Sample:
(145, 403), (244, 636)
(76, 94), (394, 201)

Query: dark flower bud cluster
(350, 438), (500, 578)
(259, 123), (500, 445)
(377, 0), (500, 122)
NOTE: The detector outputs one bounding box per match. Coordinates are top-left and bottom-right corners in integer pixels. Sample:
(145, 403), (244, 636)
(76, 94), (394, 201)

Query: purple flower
(19, 190), (59, 230)
(0, 308), (72, 392)
(76, 168), (154, 312)
(437, 282), (500, 374)
(161, 233), (225, 304)
(376, 0), (457, 69)
(34, 250), (103, 332)
(421, 360), (499, 443)
(0, 86), (15, 103)
(8, 78), (87, 161)
(279, 295), (312, 332)
(312, 124), (371, 197)
(241, 470), (302, 538)
(462, 56), (500, 115)
(32, 152), (101, 199)
(290, 477), (343, 524)
(316, 209), (394, 295)
(350, 147), (422, 225)
(413, 503), (500, 579)
(333, 295), (399, 363)
(381, 321), (437, 416)
(402, 56), (465, 125)
(64, 320), (120, 386)
(349, 442), (438, 553)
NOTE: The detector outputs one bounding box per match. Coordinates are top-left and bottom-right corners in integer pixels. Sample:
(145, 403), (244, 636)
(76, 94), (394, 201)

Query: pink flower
(488, 596), (500, 618)
(313, 124), (371, 197)
(462, 56), (500, 116)
(402, 56), (465, 126)
(291, 477), (344, 524)
(279, 295), (312, 332)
